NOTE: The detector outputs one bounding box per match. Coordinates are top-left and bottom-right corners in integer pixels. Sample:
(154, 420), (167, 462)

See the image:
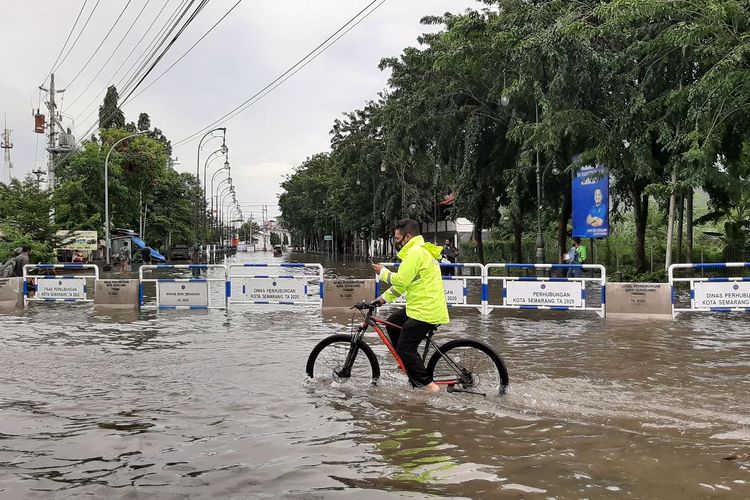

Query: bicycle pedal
(446, 386), (486, 397)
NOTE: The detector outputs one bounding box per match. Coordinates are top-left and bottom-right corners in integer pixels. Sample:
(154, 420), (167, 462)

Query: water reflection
(0, 251), (748, 497)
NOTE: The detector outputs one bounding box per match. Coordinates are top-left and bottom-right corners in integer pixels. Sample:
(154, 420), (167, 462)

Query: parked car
(273, 245), (283, 257)
(169, 244), (191, 261)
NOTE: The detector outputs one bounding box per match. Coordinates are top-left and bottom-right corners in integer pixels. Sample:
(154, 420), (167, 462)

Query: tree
(137, 113), (151, 132)
(99, 86), (125, 130)
(0, 177), (55, 262)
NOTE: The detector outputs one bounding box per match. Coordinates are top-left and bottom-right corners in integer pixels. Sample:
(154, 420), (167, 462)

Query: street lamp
(217, 186), (233, 246)
(210, 162), (230, 242)
(501, 94), (544, 263)
(204, 147), (228, 241)
(196, 127), (226, 245)
(105, 130), (147, 268)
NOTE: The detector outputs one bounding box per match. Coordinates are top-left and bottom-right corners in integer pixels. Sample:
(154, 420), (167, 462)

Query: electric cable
(173, 0), (385, 147)
(66, 0), (151, 109)
(65, 0), (135, 88)
(124, 0), (243, 105)
(41, 0), (89, 86)
(71, 0), (189, 124)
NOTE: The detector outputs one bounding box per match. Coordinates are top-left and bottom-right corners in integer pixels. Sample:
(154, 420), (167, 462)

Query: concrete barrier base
(606, 283), (672, 319)
(322, 279), (376, 309)
(94, 279), (139, 308)
(0, 278), (23, 309)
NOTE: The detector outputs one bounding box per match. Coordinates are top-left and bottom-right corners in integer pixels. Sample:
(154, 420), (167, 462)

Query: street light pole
(211, 163), (230, 242)
(195, 127), (226, 245)
(204, 145), (227, 242)
(534, 101), (545, 264)
(105, 130), (147, 268)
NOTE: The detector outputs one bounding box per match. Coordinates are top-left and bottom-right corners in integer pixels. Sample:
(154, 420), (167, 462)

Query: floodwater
(1, 252), (749, 499)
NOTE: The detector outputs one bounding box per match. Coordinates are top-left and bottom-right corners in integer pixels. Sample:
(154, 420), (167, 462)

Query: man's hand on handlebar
(352, 298), (385, 311)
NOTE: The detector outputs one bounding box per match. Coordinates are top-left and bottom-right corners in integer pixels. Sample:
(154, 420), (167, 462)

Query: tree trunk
(664, 168), (677, 270)
(473, 212), (485, 264)
(677, 194), (684, 263)
(557, 185), (572, 263)
(633, 188), (649, 273)
(685, 187), (693, 262)
(513, 219), (523, 263)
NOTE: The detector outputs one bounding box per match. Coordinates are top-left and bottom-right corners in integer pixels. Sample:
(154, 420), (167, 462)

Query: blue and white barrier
(22, 264), (99, 306)
(669, 262), (750, 318)
(139, 264), (229, 310)
(484, 263), (606, 317)
(374, 262), (485, 313)
(227, 263), (324, 307)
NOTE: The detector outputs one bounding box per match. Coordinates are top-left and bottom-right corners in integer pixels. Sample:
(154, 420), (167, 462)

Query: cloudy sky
(0, 0), (479, 220)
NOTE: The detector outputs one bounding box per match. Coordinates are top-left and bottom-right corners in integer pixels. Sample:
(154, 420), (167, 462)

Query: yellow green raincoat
(379, 235), (450, 325)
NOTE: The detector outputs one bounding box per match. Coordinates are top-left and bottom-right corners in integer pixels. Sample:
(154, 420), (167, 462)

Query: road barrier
(484, 264), (606, 317)
(227, 263), (324, 306)
(669, 262), (750, 318)
(374, 262), (486, 313)
(22, 264), (99, 306)
(139, 264), (229, 310)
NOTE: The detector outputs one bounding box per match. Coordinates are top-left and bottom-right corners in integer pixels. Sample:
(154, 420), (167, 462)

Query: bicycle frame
(352, 309), (468, 387)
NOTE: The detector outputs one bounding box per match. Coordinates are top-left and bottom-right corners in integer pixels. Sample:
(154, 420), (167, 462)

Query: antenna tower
(1, 115), (12, 184)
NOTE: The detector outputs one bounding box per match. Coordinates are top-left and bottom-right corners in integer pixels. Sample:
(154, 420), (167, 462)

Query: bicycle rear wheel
(426, 339), (509, 395)
(306, 334), (380, 386)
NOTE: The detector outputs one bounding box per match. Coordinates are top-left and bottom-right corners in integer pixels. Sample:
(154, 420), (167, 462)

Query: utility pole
(262, 205), (268, 251)
(39, 73), (72, 222)
(1, 115), (12, 184)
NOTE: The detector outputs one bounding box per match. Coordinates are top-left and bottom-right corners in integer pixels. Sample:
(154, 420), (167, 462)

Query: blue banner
(572, 164), (609, 238)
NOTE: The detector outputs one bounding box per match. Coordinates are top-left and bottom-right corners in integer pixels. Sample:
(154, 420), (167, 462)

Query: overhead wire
(121, 0), (210, 102)
(66, 0), (152, 110)
(173, 0), (386, 147)
(70, 0), (196, 137)
(123, 0), (243, 105)
(71, 0), (189, 125)
(41, 0), (90, 86)
(58, 0), (210, 166)
(118, 0), (199, 96)
(65, 0), (135, 88)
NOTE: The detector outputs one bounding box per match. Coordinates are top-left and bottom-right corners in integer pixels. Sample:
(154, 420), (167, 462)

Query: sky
(0, 0), (480, 221)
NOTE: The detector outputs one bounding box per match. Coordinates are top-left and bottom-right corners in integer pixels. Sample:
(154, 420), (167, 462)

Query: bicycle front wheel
(306, 334), (380, 386)
(426, 339), (509, 395)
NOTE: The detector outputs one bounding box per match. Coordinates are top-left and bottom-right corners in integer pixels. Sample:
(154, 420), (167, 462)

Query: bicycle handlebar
(351, 301), (378, 311)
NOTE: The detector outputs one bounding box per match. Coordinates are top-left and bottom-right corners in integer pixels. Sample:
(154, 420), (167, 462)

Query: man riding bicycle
(371, 219), (449, 393)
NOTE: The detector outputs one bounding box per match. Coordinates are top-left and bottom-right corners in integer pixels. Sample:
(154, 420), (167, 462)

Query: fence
(227, 263), (324, 306)
(374, 262), (486, 313)
(22, 264), (99, 306)
(139, 264), (229, 310)
(484, 264), (606, 317)
(668, 262), (750, 318)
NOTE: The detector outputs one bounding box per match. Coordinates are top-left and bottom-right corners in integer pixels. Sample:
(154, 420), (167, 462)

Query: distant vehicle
(169, 244), (191, 261)
(273, 245), (283, 257)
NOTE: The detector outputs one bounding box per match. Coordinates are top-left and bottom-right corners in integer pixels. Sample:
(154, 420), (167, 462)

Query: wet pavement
(0, 251), (749, 498)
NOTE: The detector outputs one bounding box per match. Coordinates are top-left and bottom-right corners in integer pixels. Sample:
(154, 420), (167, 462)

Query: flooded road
(1, 252), (749, 498)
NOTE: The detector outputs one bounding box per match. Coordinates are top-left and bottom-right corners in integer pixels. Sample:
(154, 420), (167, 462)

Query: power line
(70, 0), (189, 124)
(41, 0), (90, 86)
(118, 0), (199, 96)
(66, 0), (151, 110)
(173, 0), (386, 148)
(124, 0), (244, 105)
(47, 0), (102, 81)
(122, 0), (210, 102)
(65, 0), (135, 88)
(58, 0), (210, 164)
(70, 0), (197, 139)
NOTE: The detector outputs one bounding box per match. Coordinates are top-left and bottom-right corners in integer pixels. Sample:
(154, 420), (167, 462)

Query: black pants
(385, 307), (434, 387)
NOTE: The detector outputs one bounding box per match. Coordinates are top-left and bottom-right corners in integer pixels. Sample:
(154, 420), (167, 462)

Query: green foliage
(0, 177), (55, 262)
(99, 86), (125, 130)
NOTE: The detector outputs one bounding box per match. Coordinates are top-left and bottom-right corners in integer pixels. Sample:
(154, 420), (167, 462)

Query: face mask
(395, 235), (407, 250)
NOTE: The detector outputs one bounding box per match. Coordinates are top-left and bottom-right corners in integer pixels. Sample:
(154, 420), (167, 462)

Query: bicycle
(306, 301), (509, 396)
